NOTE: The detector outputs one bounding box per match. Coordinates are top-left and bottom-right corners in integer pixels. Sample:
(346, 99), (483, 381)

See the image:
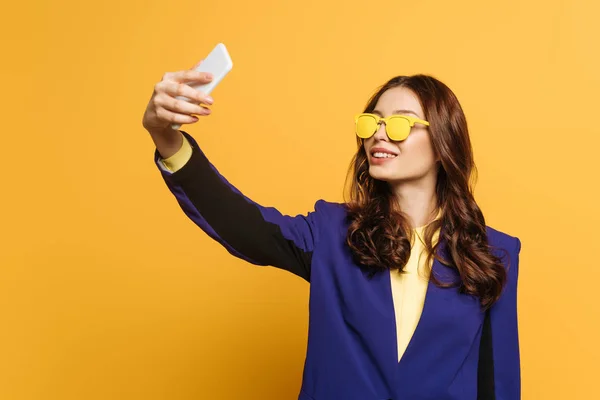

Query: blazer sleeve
(154, 130), (322, 282)
(485, 236), (521, 399)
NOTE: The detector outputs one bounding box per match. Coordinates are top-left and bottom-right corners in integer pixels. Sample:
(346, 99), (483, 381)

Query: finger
(165, 69), (213, 85)
(154, 92), (212, 116)
(155, 107), (201, 125)
(157, 80), (214, 105)
(191, 105), (212, 117)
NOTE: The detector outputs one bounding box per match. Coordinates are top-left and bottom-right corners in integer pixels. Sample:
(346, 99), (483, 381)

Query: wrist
(148, 127), (184, 159)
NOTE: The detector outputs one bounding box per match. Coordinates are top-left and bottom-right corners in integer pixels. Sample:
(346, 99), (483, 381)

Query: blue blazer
(156, 131), (521, 400)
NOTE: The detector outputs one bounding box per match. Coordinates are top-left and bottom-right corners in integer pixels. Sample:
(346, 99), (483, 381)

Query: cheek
(400, 134), (436, 165)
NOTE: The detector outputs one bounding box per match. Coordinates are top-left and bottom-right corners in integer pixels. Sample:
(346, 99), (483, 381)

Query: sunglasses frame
(354, 113), (430, 141)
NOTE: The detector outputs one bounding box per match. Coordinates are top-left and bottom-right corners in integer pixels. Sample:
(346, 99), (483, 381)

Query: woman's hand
(142, 63), (215, 157)
(142, 64), (214, 133)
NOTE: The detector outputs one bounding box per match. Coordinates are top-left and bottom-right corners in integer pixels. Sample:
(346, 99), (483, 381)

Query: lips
(368, 147), (398, 165)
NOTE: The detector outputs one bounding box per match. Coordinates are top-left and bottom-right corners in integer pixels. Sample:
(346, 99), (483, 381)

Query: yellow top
(159, 132), (194, 172)
(390, 223), (440, 361)
(158, 132), (439, 362)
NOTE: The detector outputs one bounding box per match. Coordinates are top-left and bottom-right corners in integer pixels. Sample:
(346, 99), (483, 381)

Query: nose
(373, 121), (388, 141)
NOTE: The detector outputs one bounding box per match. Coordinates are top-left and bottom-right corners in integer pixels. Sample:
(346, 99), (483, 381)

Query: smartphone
(171, 43), (233, 130)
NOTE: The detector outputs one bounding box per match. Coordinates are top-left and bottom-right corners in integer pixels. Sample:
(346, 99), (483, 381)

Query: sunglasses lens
(356, 115), (378, 138)
(387, 117), (410, 141)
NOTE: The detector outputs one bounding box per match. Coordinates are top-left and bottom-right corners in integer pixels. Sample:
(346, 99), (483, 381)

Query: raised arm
(142, 65), (321, 281)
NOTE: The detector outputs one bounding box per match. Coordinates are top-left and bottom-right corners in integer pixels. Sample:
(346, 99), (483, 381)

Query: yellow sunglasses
(355, 113), (430, 141)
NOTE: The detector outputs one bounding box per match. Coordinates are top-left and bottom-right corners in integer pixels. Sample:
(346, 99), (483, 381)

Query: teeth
(373, 152), (396, 158)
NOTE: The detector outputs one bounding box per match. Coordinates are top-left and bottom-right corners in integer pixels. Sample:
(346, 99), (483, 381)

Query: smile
(372, 152), (397, 159)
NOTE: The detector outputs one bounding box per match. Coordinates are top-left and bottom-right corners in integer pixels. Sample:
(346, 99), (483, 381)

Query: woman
(142, 69), (521, 400)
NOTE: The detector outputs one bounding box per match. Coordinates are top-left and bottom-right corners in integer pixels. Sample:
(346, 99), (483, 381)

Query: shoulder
(486, 226), (521, 254)
(313, 199), (347, 214)
(307, 200), (349, 232)
(486, 225), (522, 275)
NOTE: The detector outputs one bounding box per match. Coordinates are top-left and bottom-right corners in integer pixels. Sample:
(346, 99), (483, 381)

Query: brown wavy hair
(344, 75), (506, 309)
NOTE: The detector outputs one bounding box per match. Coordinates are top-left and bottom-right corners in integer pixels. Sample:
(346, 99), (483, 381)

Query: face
(362, 86), (438, 183)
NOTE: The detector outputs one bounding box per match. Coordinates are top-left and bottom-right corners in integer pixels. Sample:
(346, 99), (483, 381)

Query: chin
(368, 165), (405, 182)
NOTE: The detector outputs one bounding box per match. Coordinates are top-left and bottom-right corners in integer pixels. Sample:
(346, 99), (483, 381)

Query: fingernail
(206, 73), (213, 80)
(206, 96), (214, 104)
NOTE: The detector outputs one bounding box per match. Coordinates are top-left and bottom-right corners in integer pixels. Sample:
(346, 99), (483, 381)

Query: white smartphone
(171, 43), (233, 130)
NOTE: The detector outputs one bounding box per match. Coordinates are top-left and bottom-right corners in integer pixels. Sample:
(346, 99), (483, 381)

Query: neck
(390, 174), (438, 229)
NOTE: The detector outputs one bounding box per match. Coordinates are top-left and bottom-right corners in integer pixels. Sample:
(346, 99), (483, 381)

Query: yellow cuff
(161, 133), (193, 172)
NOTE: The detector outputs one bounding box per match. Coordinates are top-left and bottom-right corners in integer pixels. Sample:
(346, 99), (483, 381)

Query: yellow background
(1, 0), (598, 398)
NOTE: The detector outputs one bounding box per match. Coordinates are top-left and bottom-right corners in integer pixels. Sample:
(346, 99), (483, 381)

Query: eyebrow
(372, 109), (422, 118)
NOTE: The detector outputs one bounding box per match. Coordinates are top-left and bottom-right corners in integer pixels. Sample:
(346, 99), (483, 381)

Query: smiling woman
(143, 70), (521, 400)
(344, 76), (518, 399)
